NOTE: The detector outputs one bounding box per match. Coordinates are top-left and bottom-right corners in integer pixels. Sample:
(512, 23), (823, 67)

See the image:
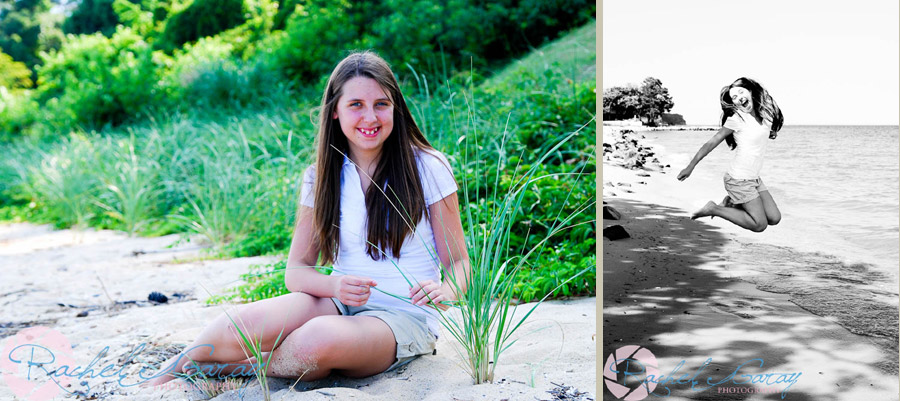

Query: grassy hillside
(0, 19), (597, 303)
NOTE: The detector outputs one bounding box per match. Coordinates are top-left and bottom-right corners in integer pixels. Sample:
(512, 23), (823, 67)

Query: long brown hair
(308, 51), (434, 265)
(719, 77), (784, 150)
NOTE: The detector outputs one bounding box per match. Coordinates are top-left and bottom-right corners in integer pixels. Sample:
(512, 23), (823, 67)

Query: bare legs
(183, 315), (397, 381)
(142, 292), (396, 387)
(692, 190), (781, 232)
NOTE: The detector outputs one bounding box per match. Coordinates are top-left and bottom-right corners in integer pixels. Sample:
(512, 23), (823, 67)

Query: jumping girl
(677, 77), (784, 232)
(145, 51), (469, 386)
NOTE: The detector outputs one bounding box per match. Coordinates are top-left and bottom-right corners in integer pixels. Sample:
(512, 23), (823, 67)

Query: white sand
(0, 223), (596, 400)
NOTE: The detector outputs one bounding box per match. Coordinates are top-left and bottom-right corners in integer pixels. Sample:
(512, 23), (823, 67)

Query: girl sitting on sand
(145, 51), (469, 386)
(676, 77), (784, 232)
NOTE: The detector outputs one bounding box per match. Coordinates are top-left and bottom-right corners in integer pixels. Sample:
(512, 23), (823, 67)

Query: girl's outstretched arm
(677, 127), (733, 181)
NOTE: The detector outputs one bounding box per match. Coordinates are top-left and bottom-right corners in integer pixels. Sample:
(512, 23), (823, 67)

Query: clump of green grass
(176, 357), (245, 400)
(94, 133), (162, 235)
(436, 113), (595, 384)
(24, 134), (101, 229)
(171, 128), (266, 250)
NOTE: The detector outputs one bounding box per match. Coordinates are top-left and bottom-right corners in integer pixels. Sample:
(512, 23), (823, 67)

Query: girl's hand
(677, 167), (693, 181)
(409, 280), (451, 311)
(333, 275), (377, 306)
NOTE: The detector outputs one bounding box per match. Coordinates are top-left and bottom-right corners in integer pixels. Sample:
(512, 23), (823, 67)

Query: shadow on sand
(602, 198), (897, 401)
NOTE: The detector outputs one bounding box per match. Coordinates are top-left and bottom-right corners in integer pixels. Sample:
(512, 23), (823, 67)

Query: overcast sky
(602, 0), (899, 126)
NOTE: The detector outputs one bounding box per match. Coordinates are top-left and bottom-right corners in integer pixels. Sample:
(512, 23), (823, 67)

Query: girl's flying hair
(719, 77), (784, 150)
(306, 51), (435, 265)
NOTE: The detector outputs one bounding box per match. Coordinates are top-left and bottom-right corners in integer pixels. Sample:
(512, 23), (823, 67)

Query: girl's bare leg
(142, 292), (339, 386)
(187, 315), (397, 382)
(691, 196), (769, 232)
(758, 190), (781, 225)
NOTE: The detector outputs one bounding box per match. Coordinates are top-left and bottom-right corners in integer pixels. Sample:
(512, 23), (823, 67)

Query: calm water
(646, 125), (899, 275)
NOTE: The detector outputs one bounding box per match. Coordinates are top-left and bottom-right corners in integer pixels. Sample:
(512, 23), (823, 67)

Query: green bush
(0, 88), (40, 139)
(269, 0), (359, 84)
(158, 0), (247, 52)
(63, 0), (120, 37)
(35, 27), (164, 129)
(153, 35), (289, 111)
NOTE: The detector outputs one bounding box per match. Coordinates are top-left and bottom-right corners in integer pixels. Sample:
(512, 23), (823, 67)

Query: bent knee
(288, 317), (345, 361)
(767, 216), (781, 226)
(751, 223), (767, 233)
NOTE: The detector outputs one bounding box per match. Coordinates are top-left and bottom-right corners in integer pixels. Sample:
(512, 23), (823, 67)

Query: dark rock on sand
(603, 225), (630, 240)
(148, 291), (168, 304)
(603, 206), (622, 221)
(603, 128), (667, 171)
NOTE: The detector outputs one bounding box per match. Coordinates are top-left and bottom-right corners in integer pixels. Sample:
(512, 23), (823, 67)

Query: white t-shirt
(300, 148), (458, 337)
(723, 111), (771, 179)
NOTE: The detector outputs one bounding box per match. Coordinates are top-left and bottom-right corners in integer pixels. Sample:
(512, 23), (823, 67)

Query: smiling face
(728, 86), (753, 113)
(333, 76), (394, 160)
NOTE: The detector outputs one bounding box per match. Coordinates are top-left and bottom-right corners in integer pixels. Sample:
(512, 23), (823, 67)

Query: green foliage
(432, 101), (594, 383)
(63, 0), (120, 37)
(0, 48), (33, 89)
(35, 27), (164, 129)
(368, 0), (594, 75)
(514, 249), (595, 303)
(0, 0), (51, 69)
(207, 259), (289, 304)
(271, 0), (301, 30)
(161, 36), (288, 109)
(2, 0), (592, 138)
(112, 0), (167, 37)
(0, 88), (38, 139)
(269, 0), (358, 84)
(93, 134), (162, 235)
(19, 134), (103, 228)
(1, 19), (597, 309)
(158, 0), (247, 52)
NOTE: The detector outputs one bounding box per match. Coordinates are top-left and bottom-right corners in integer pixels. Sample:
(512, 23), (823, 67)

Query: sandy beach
(0, 223), (596, 400)
(602, 126), (899, 400)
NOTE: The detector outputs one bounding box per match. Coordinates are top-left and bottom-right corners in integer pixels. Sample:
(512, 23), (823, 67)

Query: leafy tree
(0, 48), (32, 89)
(270, 0), (358, 83)
(602, 84), (640, 120)
(271, 0), (302, 30)
(637, 77), (673, 125)
(0, 0), (51, 69)
(603, 77), (674, 125)
(158, 0), (247, 51)
(63, 0), (120, 37)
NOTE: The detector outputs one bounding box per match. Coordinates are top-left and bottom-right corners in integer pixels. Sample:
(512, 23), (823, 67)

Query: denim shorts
(723, 173), (769, 204)
(330, 298), (437, 372)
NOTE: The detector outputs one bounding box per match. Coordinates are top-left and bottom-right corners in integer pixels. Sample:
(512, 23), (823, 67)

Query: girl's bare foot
(691, 201), (717, 220)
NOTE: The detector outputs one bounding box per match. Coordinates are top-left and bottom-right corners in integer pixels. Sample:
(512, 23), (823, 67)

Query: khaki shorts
(723, 173), (769, 204)
(330, 298), (437, 372)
